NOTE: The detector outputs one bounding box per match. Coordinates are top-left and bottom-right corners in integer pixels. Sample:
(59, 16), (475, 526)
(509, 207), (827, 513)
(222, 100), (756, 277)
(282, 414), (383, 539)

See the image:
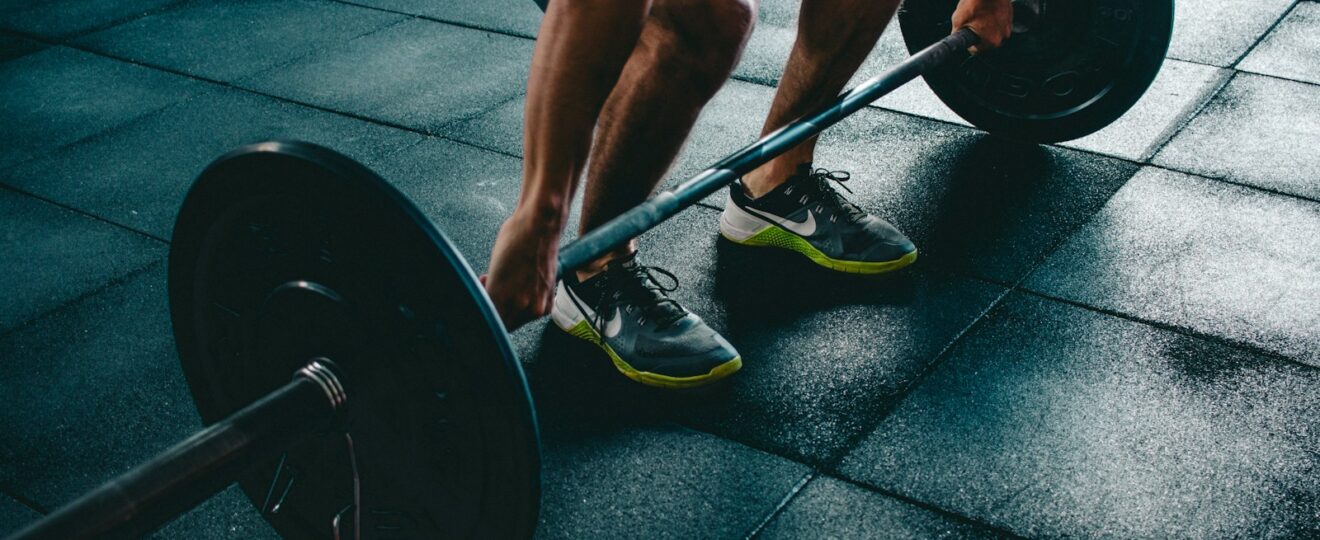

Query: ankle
(575, 245), (636, 282)
(575, 265), (603, 282)
(743, 162), (807, 198)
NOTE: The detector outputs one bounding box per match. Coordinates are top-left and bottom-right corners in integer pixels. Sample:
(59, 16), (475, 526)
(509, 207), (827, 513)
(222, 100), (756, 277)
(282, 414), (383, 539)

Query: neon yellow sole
(721, 225), (917, 274)
(561, 320), (742, 389)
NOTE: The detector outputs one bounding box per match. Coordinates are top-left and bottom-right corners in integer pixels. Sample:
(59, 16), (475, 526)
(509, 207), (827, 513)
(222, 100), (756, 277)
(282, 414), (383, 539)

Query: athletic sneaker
(720, 164), (917, 274)
(550, 255), (742, 389)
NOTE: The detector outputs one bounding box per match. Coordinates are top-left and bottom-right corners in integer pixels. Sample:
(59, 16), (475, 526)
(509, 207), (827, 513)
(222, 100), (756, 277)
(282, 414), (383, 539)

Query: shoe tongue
(612, 255), (658, 292)
(798, 167), (865, 222)
(607, 255), (687, 327)
(610, 254), (641, 271)
(756, 164), (815, 199)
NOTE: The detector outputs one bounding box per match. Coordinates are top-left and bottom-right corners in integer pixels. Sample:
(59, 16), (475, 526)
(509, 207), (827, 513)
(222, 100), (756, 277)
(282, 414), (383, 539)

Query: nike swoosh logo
(601, 307), (623, 338)
(745, 206), (817, 236)
(565, 286), (624, 338)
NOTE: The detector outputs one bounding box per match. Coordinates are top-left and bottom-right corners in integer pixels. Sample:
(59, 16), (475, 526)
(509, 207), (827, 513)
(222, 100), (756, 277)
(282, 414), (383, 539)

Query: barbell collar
(555, 28), (979, 275)
(6, 365), (342, 540)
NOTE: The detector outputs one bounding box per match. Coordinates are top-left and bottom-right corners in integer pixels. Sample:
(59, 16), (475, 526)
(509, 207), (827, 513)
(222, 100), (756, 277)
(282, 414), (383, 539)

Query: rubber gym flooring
(2, 0), (1318, 538)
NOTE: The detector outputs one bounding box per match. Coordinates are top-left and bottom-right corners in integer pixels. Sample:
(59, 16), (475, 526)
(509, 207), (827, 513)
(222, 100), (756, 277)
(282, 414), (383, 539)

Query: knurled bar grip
(8, 365), (343, 540)
(556, 28), (979, 276)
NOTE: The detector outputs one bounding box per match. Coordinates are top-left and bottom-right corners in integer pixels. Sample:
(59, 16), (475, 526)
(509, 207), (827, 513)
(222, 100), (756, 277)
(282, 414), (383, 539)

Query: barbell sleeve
(7, 363), (344, 540)
(556, 28), (979, 276)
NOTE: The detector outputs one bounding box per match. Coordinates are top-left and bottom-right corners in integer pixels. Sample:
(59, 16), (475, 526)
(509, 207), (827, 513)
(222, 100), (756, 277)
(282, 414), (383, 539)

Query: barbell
(6, 1), (1172, 538)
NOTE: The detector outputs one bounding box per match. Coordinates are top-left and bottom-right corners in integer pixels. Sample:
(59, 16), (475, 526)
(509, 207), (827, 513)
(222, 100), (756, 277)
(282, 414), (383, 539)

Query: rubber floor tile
(0, 46), (204, 169)
(0, 0), (181, 38)
(1239, 2), (1320, 85)
(346, 0), (542, 38)
(77, 0), (404, 82)
(840, 293), (1320, 538)
(1025, 167), (1320, 366)
(1154, 73), (1320, 201)
(535, 426), (808, 539)
(3, 86), (422, 239)
(759, 476), (1008, 540)
(0, 190), (163, 334)
(239, 19), (533, 135)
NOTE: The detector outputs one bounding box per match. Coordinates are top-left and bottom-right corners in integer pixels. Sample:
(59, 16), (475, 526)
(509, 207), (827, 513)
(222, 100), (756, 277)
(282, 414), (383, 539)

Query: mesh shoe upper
(557, 256), (739, 378)
(727, 164), (916, 263)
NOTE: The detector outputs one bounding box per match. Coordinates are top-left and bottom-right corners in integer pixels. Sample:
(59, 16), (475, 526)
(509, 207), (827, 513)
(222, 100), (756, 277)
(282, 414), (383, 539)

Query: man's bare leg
(544, 0), (754, 389)
(717, 0), (1010, 275)
(741, 0), (900, 197)
(485, 0), (649, 329)
(714, 0), (917, 277)
(575, 0), (757, 279)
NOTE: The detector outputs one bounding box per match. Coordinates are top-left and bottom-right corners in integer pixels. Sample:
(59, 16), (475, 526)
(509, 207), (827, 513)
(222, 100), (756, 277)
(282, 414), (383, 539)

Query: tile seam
(1011, 286), (1320, 373)
(1146, 162), (1320, 206)
(20, 24), (1316, 214)
(227, 14), (414, 93)
(325, 0), (539, 39)
(819, 472), (1031, 540)
(0, 258), (166, 343)
(1228, 0), (1303, 69)
(7, 0), (188, 41)
(818, 156), (1146, 471)
(6, 2), (1313, 374)
(0, 182), (168, 244)
(820, 284), (1017, 469)
(1138, 65), (1236, 162)
(12, 38), (522, 159)
(0, 484), (50, 516)
(742, 471), (815, 539)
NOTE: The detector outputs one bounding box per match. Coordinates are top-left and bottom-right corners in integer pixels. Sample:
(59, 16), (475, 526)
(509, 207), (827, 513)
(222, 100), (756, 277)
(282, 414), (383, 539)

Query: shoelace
(590, 263), (685, 331)
(806, 168), (867, 223)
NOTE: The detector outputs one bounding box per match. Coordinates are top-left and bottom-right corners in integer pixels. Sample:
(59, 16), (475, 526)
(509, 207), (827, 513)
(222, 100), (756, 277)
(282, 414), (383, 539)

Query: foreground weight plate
(168, 141), (540, 538)
(900, 0), (1173, 142)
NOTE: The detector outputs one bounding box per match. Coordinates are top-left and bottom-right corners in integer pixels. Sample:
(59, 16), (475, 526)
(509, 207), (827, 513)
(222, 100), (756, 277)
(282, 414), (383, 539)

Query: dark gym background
(1, 0), (1318, 537)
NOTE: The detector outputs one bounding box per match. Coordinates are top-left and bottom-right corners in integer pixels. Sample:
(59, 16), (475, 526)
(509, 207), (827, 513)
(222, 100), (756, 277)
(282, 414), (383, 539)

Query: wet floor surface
(1, 1), (1318, 538)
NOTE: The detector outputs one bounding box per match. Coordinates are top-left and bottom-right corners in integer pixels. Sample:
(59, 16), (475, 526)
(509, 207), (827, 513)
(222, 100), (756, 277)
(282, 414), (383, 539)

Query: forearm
(517, 0), (650, 230)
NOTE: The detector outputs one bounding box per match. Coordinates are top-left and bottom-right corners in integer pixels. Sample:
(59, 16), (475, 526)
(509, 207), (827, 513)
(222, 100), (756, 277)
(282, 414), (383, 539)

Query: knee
(703, 0), (758, 46)
(658, 0), (757, 61)
(798, 0), (897, 53)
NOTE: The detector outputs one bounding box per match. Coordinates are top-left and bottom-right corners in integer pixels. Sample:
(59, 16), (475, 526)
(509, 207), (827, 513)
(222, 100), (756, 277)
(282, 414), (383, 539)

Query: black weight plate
(168, 141), (540, 539)
(899, 0), (1173, 142)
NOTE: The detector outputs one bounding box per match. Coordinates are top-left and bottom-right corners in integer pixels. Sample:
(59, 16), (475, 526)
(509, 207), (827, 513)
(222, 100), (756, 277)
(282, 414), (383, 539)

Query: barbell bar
(8, 361), (346, 539)
(7, 1), (1173, 537)
(558, 26), (980, 273)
